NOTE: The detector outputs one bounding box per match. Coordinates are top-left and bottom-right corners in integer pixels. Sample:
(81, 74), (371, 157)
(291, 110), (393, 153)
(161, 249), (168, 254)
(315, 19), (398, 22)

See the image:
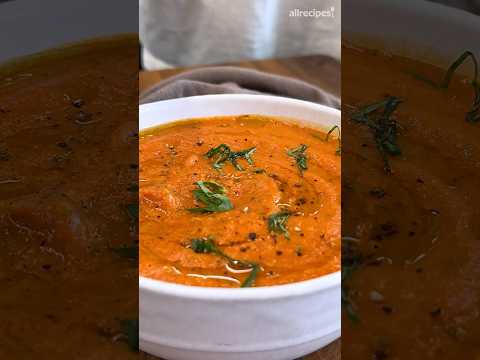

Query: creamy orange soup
(140, 115), (340, 287)
(0, 37), (138, 358)
(342, 46), (480, 359)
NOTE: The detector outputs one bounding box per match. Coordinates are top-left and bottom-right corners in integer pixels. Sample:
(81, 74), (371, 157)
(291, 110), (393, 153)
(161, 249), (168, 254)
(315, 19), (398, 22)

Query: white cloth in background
(139, 0), (340, 69)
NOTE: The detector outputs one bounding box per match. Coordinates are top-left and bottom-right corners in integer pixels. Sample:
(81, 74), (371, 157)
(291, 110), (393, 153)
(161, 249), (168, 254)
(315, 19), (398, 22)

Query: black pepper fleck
(382, 305), (393, 314)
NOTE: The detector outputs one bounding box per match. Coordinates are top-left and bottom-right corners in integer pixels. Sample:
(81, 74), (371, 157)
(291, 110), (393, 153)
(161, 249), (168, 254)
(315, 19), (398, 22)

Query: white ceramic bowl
(139, 94), (341, 360)
(343, 0), (480, 69)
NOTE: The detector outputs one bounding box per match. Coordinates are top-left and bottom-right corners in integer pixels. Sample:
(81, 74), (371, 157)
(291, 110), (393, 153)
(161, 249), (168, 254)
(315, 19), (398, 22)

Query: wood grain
(139, 55), (341, 360)
(140, 55), (340, 98)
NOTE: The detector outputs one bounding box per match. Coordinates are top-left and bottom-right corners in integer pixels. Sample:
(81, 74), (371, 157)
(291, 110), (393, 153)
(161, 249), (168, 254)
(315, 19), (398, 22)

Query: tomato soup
(342, 46), (480, 359)
(0, 36), (138, 358)
(140, 115), (340, 287)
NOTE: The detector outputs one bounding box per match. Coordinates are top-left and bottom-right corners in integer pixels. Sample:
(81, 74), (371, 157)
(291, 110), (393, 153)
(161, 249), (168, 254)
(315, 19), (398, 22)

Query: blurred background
(429, 0), (480, 14)
(139, 0), (478, 70)
(139, 0), (341, 69)
(0, 0), (137, 63)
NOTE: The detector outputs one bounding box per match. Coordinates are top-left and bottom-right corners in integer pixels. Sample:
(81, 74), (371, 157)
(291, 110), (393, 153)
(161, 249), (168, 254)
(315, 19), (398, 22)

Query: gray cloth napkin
(139, 66), (340, 108)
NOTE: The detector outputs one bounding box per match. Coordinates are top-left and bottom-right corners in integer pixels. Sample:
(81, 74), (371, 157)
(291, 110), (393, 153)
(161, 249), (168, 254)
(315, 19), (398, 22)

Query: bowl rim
(140, 272), (341, 301)
(139, 94), (341, 129)
(343, 0), (480, 72)
(139, 94), (341, 301)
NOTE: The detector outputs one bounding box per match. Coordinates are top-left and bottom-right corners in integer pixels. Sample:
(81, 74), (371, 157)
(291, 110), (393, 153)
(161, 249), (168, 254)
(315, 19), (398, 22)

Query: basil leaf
(188, 181), (233, 213)
(326, 125), (341, 156)
(351, 96), (403, 173)
(206, 144), (256, 171)
(287, 144), (308, 174)
(268, 211), (292, 239)
(188, 237), (261, 287)
(240, 264), (260, 288)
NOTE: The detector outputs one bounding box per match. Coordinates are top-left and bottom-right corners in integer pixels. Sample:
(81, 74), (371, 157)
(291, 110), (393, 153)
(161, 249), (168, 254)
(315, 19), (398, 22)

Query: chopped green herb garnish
(188, 181), (233, 213)
(352, 96), (403, 173)
(326, 125), (342, 155)
(342, 236), (363, 323)
(268, 211), (292, 239)
(241, 264), (261, 288)
(442, 51), (479, 122)
(206, 144), (256, 170)
(191, 237), (220, 254)
(411, 51), (479, 122)
(342, 290), (360, 323)
(441, 51), (478, 88)
(351, 98), (393, 122)
(189, 237), (261, 287)
(287, 144), (308, 174)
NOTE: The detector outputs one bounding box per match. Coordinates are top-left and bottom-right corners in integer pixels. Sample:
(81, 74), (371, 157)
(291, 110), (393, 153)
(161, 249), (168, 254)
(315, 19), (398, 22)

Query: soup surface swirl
(140, 115), (340, 287)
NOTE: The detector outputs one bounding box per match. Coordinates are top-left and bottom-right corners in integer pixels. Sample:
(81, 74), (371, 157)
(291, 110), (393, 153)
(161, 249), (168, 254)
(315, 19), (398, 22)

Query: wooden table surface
(139, 55), (341, 360)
